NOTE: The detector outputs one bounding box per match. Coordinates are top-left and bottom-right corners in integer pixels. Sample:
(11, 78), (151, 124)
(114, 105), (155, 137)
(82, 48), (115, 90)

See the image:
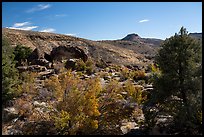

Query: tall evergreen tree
(144, 27), (202, 134)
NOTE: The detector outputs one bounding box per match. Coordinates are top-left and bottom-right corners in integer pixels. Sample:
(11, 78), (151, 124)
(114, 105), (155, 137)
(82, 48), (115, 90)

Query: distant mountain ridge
(121, 32), (202, 45)
(121, 33), (141, 41)
(189, 33), (202, 40)
(121, 33), (163, 47)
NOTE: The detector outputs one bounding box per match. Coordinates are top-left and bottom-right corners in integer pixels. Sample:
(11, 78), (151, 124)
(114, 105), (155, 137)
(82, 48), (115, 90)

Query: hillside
(99, 33), (163, 61)
(121, 33), (163, 47)
(2, 28), (160, 69)
(189, 33), (202, 42)
(189, 32), (202, 39)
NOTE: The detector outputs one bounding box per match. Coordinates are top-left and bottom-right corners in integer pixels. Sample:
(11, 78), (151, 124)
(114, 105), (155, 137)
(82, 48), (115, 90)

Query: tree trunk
(180, 77), (191, 122)
(178, 58), (190, 121)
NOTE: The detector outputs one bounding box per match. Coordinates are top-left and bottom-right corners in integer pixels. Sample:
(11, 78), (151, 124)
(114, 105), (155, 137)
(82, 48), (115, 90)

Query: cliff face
(2, 28), (159, 68)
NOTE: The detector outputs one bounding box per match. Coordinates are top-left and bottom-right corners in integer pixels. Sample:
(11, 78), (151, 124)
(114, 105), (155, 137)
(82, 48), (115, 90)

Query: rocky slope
(2, 28), (162, 69)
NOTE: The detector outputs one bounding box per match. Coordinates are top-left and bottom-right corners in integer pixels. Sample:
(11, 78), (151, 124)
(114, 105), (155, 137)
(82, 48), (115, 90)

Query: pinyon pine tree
(144, 27), (202, 134)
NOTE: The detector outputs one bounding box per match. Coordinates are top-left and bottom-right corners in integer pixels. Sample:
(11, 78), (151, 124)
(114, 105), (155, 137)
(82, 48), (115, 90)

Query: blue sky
(2, 2), (202, 40)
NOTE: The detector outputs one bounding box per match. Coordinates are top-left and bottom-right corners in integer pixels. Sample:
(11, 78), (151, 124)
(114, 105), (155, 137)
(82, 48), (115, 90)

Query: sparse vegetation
(2, 27), (202, 135)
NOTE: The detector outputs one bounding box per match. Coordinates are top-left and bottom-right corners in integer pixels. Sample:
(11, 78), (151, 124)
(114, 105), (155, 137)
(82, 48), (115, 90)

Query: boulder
(144, 84), (153, 88)
(100, 78), (106, 88)
(17, 66), (28, 72)
(28, 48), (45, 62)
(39, 69), (55, 80)
(33, 101), (48, 109)
(121, 122), (139, 134)
(121, 92), (128, 95)
(31, 59), (52, 68)
(80, 74), (90, 79)
(65, 58), (79, 70)
(3, 107), (19, 122)
(28, 65), (47, 72)
(104, 75), (111, 80)
(51, 46), (88, 62)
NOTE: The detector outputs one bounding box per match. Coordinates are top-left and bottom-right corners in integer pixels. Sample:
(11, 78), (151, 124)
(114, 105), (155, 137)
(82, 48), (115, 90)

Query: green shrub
(123, 80), (147, 105)
(85, 59), (95, 75)
(2, 38), (20, 104)
(13, 44), (32, 66)
(75, 58), (95, 75)
(18, 72), (38, 95)
(75, 59), (86, 71)
(120, 67), (130, 81)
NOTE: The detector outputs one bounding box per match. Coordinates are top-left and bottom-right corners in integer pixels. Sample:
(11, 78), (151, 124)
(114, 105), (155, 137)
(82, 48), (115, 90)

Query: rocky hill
(98, 33), (163, 62)
(121, 33), (163, 47)
(189, 32), (202, 39)
(189, 33), (202, 42)
(121, 33), (141, 41)
(2, 28), (161, 69)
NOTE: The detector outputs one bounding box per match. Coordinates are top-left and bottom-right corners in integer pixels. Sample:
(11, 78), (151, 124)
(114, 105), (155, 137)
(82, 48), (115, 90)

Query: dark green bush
(2, 38), (20, 104)
(13, 44), (32, 65)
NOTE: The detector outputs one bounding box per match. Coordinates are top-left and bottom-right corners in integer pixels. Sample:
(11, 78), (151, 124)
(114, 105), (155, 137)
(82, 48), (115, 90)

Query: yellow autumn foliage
(46, 70), (101, 135)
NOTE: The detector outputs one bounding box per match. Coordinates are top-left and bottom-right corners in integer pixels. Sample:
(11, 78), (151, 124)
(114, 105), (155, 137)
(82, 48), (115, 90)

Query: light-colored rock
(80, 74), (90, 79)
(104, 75), (111, 80)
(33, 101), (47, 107)
(100, 78), (106, 88)
(136, 113), (145, 122)
(33, 101), (40, 106)
(113, 77), (120, 81)
(143, 88), (153, 91)
(3, 107), (19, 122)
(17, 66), (28, 72)
(121, 92), (128, 95)
(121, 122), (139, 134)
(28, 65), (47, 72)
(3, 107), (18, 115)
(144, 84), (153, 88)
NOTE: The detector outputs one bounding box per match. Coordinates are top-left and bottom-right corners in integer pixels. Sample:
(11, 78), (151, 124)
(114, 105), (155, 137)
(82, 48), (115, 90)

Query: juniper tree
(13, 44), (32, 66)
(2, 37), (19, 104)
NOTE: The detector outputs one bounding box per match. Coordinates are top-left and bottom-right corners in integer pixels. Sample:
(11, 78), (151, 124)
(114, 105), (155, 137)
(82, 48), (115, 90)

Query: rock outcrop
(50, 46), (88, 62)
